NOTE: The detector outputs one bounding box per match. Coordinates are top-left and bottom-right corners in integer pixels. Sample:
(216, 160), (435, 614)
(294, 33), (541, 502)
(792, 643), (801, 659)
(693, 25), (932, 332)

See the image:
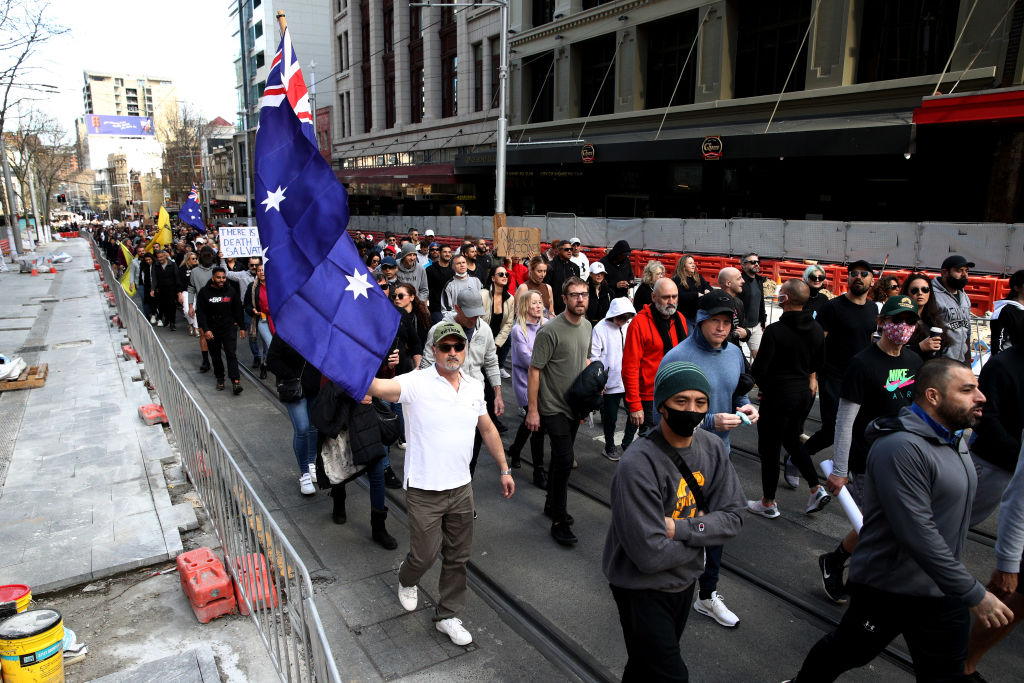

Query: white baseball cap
(569, 237), (581, 245)
(590, 262), (606, 274)
(425, 229), (435, 236)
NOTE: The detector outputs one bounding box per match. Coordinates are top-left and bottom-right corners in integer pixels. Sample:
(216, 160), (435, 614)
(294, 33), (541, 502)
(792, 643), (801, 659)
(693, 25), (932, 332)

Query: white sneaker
(500, 368), (511, 380)
(805, 486), (832, 514)
(150, 315), (157, 324)
(156, 319), (165, 327)
(299, 472), (315, 495)
(435, 617), (473, 645)
(783, 457), (800, 489)
(746, 499), (780, 518)
(694, 591), (739, 627)
(397, 564), (418, 611)
(308, 463), (317, 483)
(394, 439), (406, 450)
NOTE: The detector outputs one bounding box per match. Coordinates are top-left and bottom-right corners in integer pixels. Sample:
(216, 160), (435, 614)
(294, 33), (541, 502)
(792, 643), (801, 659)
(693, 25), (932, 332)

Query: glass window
(577, 33), (617, 117)
(734, 0), (811, 98)
(857, 0), (959, 83)
(644, 11), (698, 109)
(524, 50), (554, 122)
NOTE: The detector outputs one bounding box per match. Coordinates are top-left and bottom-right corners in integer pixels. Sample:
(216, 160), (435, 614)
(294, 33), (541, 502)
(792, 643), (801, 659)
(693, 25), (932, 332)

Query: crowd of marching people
(89, 221), (1024, 680)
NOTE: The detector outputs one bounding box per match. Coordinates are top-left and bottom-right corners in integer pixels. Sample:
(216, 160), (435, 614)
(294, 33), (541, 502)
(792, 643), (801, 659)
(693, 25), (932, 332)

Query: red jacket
(622, 305), (688, 411)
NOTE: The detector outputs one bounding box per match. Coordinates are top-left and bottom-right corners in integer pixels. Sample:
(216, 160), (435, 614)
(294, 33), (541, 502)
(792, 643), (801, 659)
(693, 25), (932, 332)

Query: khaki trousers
(399, 483), (474, 621)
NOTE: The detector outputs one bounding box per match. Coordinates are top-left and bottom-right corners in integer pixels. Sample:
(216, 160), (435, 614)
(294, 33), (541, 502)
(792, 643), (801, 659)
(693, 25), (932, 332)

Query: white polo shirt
(396, 364), (487, 491)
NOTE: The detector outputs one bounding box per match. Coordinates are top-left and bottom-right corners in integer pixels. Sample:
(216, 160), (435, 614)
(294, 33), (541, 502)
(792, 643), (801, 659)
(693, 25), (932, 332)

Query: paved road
(140, 280), (1021, 682)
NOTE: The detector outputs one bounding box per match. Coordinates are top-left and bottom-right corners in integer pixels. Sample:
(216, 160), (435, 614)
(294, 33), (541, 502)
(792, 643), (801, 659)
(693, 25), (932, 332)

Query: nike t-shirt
(840, 343), (923, 474)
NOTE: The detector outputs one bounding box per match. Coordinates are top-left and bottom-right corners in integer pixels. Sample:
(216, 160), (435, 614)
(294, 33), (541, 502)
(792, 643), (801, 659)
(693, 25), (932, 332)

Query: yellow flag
(145, 206), (173, 253)
(119, 243), (136, 296)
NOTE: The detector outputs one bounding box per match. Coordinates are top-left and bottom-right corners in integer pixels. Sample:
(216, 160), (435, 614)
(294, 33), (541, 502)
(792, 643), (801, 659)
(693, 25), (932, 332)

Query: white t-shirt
(570, 252), (590, 280)
(396, 365), (487, 491)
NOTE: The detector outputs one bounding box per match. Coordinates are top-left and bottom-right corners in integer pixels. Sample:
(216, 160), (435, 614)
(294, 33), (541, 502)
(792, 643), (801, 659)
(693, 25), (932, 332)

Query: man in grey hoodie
(787, 358), (1012, 682)
(396, 242), (429, 301)
(932, 254), (974, 363)
(188, 246), (218, 372)
(604, 361), (744, 681)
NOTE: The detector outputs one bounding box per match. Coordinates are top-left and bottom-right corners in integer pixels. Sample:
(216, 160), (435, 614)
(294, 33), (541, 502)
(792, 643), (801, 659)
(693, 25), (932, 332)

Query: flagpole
(277, 10), (287, 35)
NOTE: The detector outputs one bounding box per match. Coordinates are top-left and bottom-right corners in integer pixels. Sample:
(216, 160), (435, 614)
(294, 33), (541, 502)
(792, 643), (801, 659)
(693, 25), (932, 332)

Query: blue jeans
(285, 397), (317, 474)
(256, 318), (271, 362)
(366, 452), (386, 509)
(244, 312), (260, 359)
(497, 336), (511, 370)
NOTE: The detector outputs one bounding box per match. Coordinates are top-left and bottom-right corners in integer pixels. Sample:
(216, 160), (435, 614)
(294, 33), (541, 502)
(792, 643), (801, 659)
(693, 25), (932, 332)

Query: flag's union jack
(262, 28), (316, 149)
(188, 184), (199, 202)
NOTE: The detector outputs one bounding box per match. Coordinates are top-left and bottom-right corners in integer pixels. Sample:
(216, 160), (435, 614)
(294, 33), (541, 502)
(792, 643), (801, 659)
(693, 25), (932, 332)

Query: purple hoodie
(510, 319), (542, 407)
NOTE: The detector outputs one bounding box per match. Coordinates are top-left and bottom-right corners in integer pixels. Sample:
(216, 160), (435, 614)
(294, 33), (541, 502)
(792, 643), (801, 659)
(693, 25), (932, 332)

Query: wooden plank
(0, 364), (48, 392)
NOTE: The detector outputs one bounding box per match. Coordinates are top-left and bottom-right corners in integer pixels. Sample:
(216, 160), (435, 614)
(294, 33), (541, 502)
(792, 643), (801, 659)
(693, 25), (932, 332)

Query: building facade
(332, 0), (1024, 223)
(81, 70), (179, 143)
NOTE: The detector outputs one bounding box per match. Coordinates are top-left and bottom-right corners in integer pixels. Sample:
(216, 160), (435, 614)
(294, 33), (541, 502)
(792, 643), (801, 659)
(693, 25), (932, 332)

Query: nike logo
(884, 378), (915, 392)
(822, 567), (832, 579)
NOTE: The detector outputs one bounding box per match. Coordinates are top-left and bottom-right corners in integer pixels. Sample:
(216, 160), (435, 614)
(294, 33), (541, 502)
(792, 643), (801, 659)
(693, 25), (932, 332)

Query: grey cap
(400, 243), (417, 257)
(455, 289), (485, 317)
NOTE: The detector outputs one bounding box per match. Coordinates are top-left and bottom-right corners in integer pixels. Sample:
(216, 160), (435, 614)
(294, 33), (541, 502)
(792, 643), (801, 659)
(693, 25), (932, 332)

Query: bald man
(718, 267), (752, 348)
(622, 278), (689, 434)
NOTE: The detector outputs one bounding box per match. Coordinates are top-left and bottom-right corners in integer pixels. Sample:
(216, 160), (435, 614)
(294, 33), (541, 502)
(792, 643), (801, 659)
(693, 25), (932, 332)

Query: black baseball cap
(941, 255), (975, 270)
(847, 259), (873, 273)
(698, 291), (737, 318)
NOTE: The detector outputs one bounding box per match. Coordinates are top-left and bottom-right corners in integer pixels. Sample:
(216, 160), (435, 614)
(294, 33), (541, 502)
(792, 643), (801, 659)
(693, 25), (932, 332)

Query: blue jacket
(660, 315), (749, 447)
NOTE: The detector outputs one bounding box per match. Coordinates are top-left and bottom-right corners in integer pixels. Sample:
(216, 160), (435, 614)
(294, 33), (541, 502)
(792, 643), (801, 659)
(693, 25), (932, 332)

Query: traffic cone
(30, 266), (38, 276)
(49, 265), (56, 273)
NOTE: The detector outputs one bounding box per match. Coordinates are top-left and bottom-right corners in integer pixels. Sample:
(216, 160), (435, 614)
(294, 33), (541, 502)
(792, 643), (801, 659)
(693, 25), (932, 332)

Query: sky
(23, 0), (239, 135)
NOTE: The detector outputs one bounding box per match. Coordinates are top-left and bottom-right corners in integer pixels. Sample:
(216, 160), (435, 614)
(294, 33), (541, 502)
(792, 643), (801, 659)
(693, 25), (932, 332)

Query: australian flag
(178, 185), (207, 233)
(254, 26), (399, 399)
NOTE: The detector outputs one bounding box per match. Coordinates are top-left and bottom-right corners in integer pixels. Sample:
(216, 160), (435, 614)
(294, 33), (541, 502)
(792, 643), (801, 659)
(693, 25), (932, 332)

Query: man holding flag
(145, 207), (174, 253)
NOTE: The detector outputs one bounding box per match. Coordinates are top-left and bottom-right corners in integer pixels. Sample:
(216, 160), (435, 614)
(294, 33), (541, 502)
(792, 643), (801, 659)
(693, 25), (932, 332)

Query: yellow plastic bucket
(0, 585), (31, 615)
(0, 609), (64, 682)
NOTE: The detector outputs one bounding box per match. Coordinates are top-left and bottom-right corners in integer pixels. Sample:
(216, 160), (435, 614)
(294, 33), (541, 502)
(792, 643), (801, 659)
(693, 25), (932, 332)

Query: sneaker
(232, 380), (243, 395)
(308, 463), (317, 482)
(746, 499), (780, 518)
(693, 591), (739, 628)
(156, 319), (165, 327)
(551, 522), (578, 546)
(397, 563), (418, 611)
(435, 617), (473, 646)
(818, 553), (848, 603)
(518, 406), (526, 417)
(805, 487), (831, 514)
(384, 466), (402, 489)
(150, 315), (157, 324)
(602, 446), (621, 462)
(216, 379), (225, 391)
(783, 457), (800, 489)
(500, 368), (511, 380)
(299, 472), (315, 495)
(394, 439), (406, 450)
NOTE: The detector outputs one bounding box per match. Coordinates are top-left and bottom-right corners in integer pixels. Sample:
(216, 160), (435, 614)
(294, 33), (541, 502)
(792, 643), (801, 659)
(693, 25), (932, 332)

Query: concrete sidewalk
(0, 239), (196, 592)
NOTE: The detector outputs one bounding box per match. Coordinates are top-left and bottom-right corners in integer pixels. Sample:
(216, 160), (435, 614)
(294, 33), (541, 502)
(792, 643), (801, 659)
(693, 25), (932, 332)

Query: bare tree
(8, 106), (72, 228)
(161, 102), (205, 206)
(0, 0), (67, 252)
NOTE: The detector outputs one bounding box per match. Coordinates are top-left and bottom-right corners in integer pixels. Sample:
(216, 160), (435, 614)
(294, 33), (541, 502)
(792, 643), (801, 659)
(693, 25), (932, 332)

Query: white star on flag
(260, 245), (270, 264)
(262, 185), (287, 212)
(345, 268), (372, 300)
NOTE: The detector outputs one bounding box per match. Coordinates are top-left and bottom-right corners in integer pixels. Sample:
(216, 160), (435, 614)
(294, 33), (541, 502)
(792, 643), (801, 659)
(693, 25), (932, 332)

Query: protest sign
(220, 225), (264, 258)
(494, 226), (541, 259)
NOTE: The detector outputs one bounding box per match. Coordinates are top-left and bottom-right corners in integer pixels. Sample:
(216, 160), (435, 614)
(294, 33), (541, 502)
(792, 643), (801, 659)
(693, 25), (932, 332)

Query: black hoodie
(750, 309), (824, 396)
(600, 240), (633, 299)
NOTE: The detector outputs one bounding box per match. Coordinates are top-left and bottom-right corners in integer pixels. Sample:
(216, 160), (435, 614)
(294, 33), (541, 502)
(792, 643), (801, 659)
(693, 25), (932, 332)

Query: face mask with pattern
(883, 321), (915, 345)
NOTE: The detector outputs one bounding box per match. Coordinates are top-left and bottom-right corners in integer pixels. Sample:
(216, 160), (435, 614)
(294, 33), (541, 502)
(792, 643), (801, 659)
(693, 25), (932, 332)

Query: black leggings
(508, 407), (545, 468)
(757, 389), (820, 500)
(805, 370), (842, 455)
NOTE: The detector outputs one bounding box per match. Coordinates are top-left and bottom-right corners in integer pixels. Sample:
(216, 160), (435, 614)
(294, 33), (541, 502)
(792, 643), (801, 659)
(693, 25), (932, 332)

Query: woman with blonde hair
(632, 260), (665, 311)
(507, 289), (548, 488)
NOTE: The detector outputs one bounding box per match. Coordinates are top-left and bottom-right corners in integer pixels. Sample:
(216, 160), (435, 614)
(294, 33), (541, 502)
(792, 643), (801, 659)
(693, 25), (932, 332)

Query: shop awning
(913, 87), (1024, 124)
(335, 163), (457, 185)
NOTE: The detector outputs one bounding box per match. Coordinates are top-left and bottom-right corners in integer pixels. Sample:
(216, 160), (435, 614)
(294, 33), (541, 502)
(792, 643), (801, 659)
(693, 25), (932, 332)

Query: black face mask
(662, 407), (706, 437)
(948, 275), (968, 290)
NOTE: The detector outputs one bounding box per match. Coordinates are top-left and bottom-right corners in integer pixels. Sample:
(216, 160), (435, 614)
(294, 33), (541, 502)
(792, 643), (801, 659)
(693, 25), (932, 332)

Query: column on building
(508, 57), (523, 126)
(422, 5), (441, 120)
(456, 8), (473, 119)
(553, 44), (574, 119)
(805, 0), (856, 89)
(349, 2), (366, 134)
(394, 0), (411, 126)
(614, 26), (640, 113)
(695, 0), (735, 104)
(368, 0), (385, 133)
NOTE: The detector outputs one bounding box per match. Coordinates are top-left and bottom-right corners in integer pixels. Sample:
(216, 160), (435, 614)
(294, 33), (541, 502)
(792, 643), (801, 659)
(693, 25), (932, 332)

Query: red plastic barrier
(122, 344), (140, 362)
(232, 553), (279, 617)
(138, 404), (167, 426)
(176, 547), (237, 623)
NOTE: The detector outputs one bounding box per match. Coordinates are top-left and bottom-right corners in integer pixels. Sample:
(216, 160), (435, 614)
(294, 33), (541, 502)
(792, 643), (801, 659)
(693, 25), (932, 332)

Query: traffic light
(57, 193), (66, 203)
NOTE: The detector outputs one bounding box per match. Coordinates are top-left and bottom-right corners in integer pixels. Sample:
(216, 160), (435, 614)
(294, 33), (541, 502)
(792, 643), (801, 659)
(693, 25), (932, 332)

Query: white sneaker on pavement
(308, 463), (317, 485)
(783, 457), (800, 489)
(397, 563), (418, 611)
(500, 368), (511, 380)
(694, 591), (739, 627)
(746, 499), (780, 518)
(435, 617), (473, 645)
(299, 472), (315, 495)
(156, 319), (165, 327)
(805, 486), (832, 514)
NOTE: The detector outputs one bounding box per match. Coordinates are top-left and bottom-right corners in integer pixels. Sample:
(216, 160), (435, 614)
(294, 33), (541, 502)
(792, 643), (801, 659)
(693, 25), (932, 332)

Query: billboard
(86, 115), (155, 136)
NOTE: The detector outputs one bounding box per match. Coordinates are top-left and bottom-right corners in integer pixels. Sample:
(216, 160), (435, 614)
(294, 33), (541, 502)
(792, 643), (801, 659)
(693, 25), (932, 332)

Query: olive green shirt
(531, 313), (592, 418)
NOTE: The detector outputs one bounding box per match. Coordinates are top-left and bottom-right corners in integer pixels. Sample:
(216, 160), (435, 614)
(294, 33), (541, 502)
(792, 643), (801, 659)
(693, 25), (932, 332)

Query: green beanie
(654, 361), (711, 409)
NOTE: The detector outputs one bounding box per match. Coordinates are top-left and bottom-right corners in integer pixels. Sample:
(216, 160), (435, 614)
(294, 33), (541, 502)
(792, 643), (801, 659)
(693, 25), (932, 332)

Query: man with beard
(188, 245), (219, 372)
(738, 253), (767, 359)
(932, 255), (974, 363)
(396, 243), (430, 301)
(368, 321), (515, 646)
(804, 260), (877, 457)
(527, 277), (593, 546)
(660, 291), (758, 628)
(426, 244), (453, 323)
(544, 240), (582, 314)
(786, 359), (1012, 683)
(622, 278), (689, 435)
(600, 240), (633, 299)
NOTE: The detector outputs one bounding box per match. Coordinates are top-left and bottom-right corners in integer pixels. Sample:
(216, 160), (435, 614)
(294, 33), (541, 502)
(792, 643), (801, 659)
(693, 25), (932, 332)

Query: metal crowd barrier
(93, 241), (340, 683)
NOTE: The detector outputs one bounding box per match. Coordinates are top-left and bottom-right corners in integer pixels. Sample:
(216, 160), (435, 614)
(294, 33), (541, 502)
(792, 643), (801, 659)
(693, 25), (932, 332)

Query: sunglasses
(494, 272), (508, 278)
(744, 260), (760, 265)
(807, 274), (825, 282)
(909, 286), (930, 295)
(887, 284), (900, 290)
(391, 293), (408, 300)
(849, 270), (871, 278)
(436, 342), (466, 353)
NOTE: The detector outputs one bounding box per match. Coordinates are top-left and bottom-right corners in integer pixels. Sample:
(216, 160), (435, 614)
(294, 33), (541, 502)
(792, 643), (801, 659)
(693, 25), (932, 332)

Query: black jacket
(600, 240), (633, 299)
(586, 281), (614, 324)
(673, 274), (712, 322)
(751, 310), (825, 396)
(425, 262), (453, 313)
(544, 256), (581, 314)
(311, 381), (386, 466)
(152, 260), (181, 295)
(972, 345), (1024, 473)
(266, 334), (323, 399)
(195, 281), (244, 331)
(740, 271), (767, 328)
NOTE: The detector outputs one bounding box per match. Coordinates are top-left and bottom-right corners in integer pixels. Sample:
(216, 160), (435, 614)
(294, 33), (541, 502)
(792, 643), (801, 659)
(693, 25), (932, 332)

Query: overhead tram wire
(654, 8), (713, 141)
(934, 0), (980, 95)
(764, 0), (822, 134)
(949, 0), (1018, 94)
